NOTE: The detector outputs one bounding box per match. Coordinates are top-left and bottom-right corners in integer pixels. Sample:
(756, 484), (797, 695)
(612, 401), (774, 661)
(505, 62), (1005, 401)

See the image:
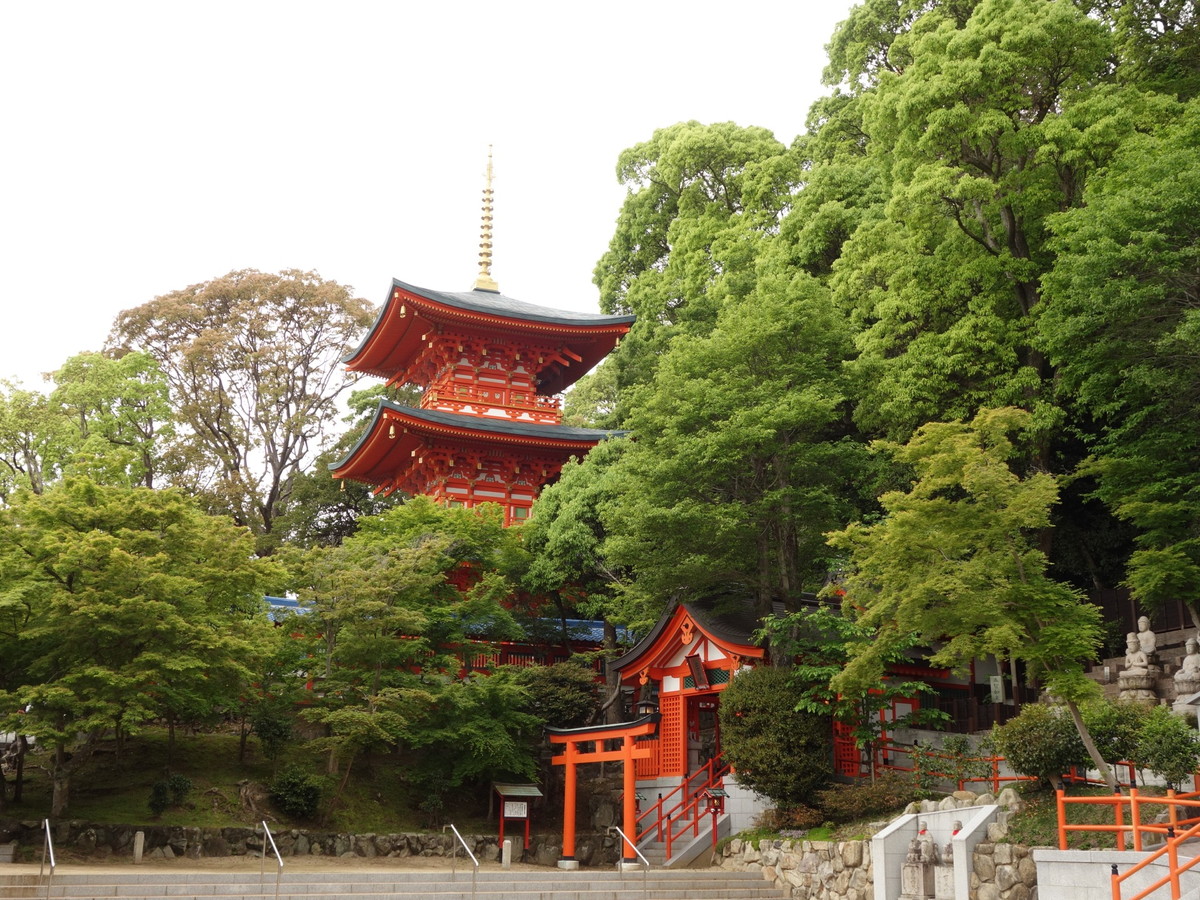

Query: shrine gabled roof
(329, 400), (625, 486)
(610, 601), (767, 678)
(343, 279), (635, 394)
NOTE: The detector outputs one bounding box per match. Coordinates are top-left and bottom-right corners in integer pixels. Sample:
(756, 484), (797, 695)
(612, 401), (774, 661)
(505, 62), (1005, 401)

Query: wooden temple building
(331, 155), (634, 523)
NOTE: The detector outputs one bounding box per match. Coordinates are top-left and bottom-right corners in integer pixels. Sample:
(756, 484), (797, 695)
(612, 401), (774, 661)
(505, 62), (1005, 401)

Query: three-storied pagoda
(332, 154), (634, 522)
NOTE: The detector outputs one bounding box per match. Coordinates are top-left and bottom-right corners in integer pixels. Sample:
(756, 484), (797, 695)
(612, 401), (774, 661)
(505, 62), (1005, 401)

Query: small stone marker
(133, 831), (144, 865)
(502, 838), (512, 869)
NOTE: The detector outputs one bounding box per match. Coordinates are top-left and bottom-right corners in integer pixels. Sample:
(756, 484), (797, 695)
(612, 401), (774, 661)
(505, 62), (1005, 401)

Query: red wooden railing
(634, 755), (729, 858)
(1057, 788), (1200, 852)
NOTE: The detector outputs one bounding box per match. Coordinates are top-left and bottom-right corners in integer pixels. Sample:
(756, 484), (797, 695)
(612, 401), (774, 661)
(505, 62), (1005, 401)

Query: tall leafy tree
(0, 479), (281, 815)
(0, 381), (52, 500)
(109, 269), (375, 552)
(827, 407), (1114, 787)
(599, 265), (873, 627)
(1041, 97), (1200, 623)
(294, 498), (530, 803)
(581, 121), (796, 425)
(46, 351), (173, 489)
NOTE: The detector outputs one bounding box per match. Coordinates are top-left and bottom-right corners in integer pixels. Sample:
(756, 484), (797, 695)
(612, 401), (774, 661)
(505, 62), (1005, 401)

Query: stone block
(1017, 856), (1037, 886)
(988, 823), (1009, 842)
(978, 882), (1000, 900)
(842, 841), (863, 867)
(975, 853), (996, 881)
(996, 864), (1019, 891)
(976, 792), (997, 806)
(1007, 882), (1031, 900)
(940, 796), (960, 811)
(995, 844), (1012, 865)
(997, 788), (1023, 812)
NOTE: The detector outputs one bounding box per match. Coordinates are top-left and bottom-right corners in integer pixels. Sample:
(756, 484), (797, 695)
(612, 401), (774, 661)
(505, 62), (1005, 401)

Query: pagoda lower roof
(343, 279), (635, 394)
(330, 400), (625, 487)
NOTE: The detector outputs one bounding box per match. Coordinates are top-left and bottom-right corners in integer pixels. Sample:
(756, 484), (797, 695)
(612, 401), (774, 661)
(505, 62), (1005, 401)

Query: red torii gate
(546, 715), (659, 868)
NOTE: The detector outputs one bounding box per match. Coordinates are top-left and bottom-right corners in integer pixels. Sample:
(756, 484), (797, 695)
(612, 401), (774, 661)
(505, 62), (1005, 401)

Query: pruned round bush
(1134, 705), (1200, 789)
(991, 703), (1087, 787)
(269, 766), (323, 820)
(718, 664), (831, 807)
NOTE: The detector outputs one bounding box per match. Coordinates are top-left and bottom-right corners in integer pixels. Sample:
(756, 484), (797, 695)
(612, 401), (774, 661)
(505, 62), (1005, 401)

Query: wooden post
(562, 740), (578, 864)
(622, 734), (637, 862)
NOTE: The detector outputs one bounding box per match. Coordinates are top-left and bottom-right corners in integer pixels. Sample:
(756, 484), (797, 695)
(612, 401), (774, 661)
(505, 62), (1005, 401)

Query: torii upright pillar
(547, 717), (658, 869)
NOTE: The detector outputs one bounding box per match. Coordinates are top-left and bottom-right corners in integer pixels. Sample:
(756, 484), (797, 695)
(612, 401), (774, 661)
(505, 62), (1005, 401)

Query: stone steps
(0, 866), (787, 900)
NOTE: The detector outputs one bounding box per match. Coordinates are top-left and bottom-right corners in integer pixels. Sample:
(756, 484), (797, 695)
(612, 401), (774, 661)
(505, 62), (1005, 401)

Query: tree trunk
(238, 716), (249, 764)
(51, 741), (70, 819)
(1063, 696), (1116, 790)
(603, 620), (622, 725)
(12, 736), (27, 803)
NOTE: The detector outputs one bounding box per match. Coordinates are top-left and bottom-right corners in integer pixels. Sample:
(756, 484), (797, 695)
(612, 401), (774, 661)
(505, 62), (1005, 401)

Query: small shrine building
(547, 600), (773, 868)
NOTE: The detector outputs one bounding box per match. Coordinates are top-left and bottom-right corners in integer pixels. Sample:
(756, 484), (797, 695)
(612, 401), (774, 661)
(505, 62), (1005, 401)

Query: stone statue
(1124, 633), (1149, 675)
(918, 822), (940, 866)
(1137, 616), (1158, 656)
(1173, 638), (1200, 703)
(1120, 632), (1158, 704)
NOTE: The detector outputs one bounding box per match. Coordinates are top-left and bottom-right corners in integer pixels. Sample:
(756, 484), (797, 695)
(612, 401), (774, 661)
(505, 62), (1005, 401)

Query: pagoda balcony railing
(421, 386), (562, 423)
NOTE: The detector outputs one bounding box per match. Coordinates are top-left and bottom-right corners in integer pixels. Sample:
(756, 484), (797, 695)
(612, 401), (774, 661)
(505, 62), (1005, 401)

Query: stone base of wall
(0, 820), (623, 869)
(715, 790), (1036, 900)
(717, 837), (872, 900)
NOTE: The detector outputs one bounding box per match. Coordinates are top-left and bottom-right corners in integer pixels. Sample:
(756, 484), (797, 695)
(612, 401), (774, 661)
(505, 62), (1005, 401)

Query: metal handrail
(443, 824), (478, 900)
(258, 821), (284, 900)
(609, 825), (650, 899)
(39, 819), (55, 900)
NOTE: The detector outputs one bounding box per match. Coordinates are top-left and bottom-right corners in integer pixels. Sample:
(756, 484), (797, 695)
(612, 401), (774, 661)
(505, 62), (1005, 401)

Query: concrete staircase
(637, 807), (730, 869)
(0, 865), (787, 900)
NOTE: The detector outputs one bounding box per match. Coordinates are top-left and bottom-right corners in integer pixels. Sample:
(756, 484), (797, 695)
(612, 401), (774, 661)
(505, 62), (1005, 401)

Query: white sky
(1, 1), (858, 388)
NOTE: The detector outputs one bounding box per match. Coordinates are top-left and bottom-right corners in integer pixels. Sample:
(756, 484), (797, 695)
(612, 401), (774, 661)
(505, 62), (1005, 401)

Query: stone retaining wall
(0, 819), (622, 868)
(716, 792), (1036, 900)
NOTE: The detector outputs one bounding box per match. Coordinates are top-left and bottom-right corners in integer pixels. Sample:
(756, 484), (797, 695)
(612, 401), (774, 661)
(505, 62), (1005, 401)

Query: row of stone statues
(1118, 617), (1200, 704)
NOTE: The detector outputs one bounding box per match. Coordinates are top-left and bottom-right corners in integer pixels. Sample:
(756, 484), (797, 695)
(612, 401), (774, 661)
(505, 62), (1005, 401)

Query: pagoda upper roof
(344, 279), (635, 393)
(330, 400), (625, 488)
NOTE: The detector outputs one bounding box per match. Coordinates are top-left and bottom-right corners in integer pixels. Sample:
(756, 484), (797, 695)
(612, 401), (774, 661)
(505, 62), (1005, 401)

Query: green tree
(0, 478), (281, 816)
(294, 498), (529, 806)
(0, 381), (52, 500)
(1040, 98), (1200, 624)
(718, 665), (832, 807)
(109, 269), (375, 552)
(582, 121), (795, 426)
(599, 271), (873, 625)
(46, 351), (173, 489)
(827, 407), (1115, 787)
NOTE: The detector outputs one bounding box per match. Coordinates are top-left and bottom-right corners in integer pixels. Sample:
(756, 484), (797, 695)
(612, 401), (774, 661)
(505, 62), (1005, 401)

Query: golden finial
(473, 146), (499, 292)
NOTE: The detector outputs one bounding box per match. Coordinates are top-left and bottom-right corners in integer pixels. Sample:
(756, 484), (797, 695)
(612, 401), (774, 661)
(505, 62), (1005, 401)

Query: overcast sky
(1, 1), (858, 388)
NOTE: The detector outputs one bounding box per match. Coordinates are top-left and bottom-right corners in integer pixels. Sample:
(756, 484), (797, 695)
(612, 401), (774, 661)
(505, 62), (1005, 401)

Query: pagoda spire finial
(473, 146), (499, 292)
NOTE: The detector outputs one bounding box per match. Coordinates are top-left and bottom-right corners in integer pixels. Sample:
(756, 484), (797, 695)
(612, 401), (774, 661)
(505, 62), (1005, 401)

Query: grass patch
(6, 729), (490, 833)
(1005, 783), (1169, 850)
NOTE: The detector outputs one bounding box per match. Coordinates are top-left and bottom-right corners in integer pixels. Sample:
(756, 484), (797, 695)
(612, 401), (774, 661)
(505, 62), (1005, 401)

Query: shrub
(251, 706), (294, 766)
(935, 734), (992, 789)
(148, 781), (171, 816)
(270, 766), (323, 820)
(1081, 700), (1147, 769)
(991, 703), (1087, 787)
(718, 665), (832, 807)
(754, 804), (825, 832)
(1134, 705), (1200, 789)
(167, 773), (193, 807)
(816, 773), (918, 823)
